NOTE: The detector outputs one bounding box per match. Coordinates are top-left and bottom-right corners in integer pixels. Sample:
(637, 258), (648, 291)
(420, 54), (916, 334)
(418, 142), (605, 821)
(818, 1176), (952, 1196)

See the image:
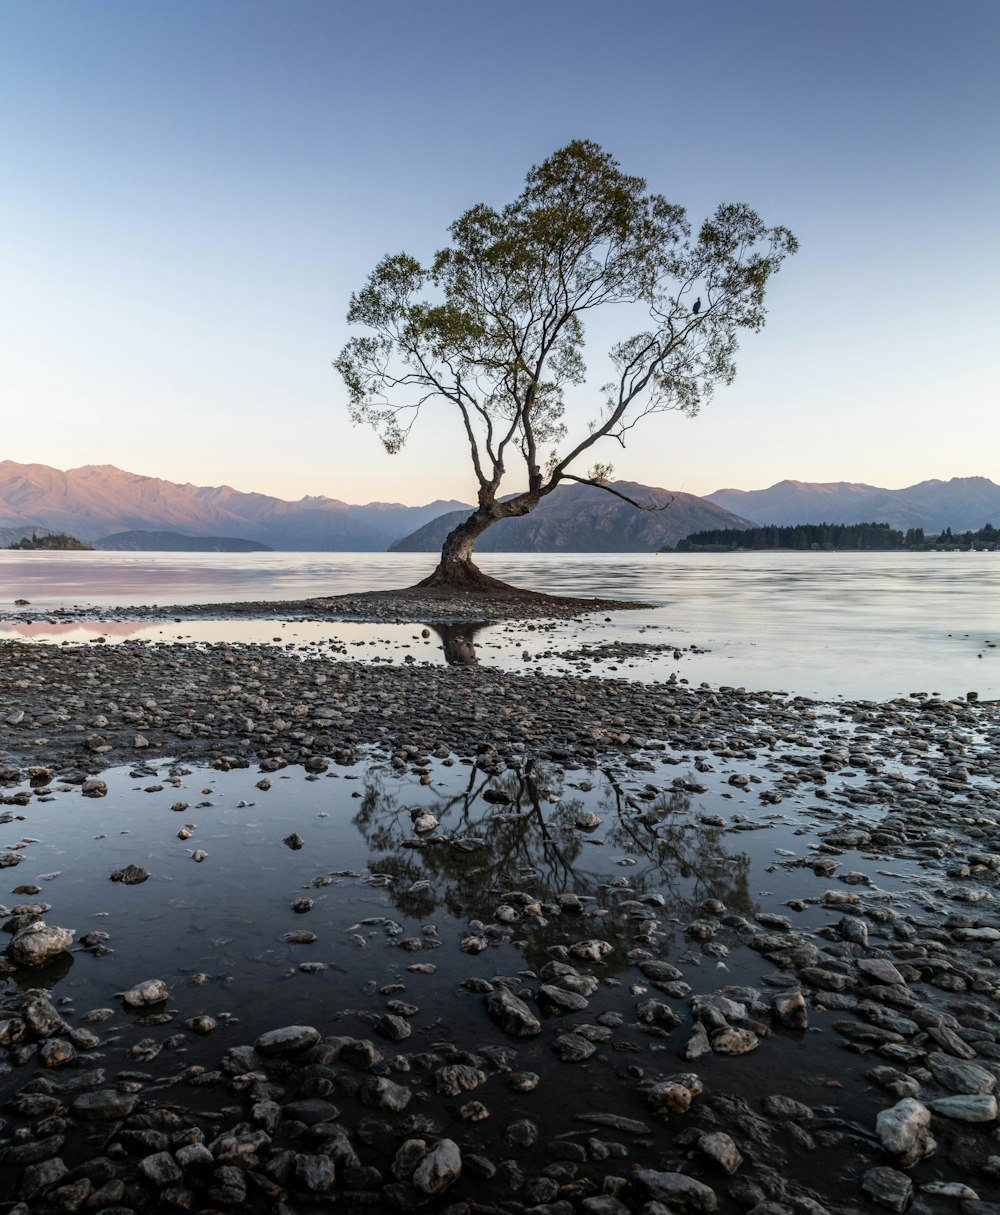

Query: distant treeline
(674, 522), (1000, 552)
(7, 532), (93, 551)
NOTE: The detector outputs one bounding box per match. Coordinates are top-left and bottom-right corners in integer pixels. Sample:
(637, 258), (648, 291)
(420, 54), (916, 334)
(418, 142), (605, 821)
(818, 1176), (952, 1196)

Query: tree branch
(559, 474), (674, 512)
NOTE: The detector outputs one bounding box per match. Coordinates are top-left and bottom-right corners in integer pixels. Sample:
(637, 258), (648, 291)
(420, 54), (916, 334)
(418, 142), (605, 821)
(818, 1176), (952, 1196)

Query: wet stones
(253, 1025), (320, 1055)
(635, 998), (682, 1029)
(646, 1072), (703, 1116)
(862, 1165), (913, 1213)
(569, 938), (614, 962)
(109, 863), (149, 884)
(71, 1089), (138, 1120)
(697, 1130), (743, 1174)
(927, 1052), (997, 1094)
(632, 1168), (718, 1212)
(359, 1075), (412, 1111)
(484, 986), (541, 1037)
(771, 990), (808, 1030)
(552, 1031), (596, 1062)
(539, 983), (590, 1013)
(929, 1094), (998, 1122)
(7, 922), (74, 967)
(875, 1097), (935, 1166)
(121, 978), (169, 1008)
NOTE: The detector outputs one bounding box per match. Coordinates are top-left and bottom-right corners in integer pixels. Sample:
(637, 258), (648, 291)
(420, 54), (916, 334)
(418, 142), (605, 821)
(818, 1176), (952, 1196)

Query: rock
(110, 864), (149, 884)
(8, 922), (74, 967)
(681, 1023), (712, 1059)
(81, 779), (107, 797)
(698, 1131), (743, 1173)
(632, 1169), (718, 1213)
(861, 1166), (912, 1213)
(0, 1135), (66, 1166)
(771, 990), (808, 1030)
(121, 978), (169, 1008)
(639, 959), (684, 986)
(876, 1097), (934, 1166)
(434, 1064), (486, 1097)
(711, 1027), (758, 1055)
(857, 958), (907, 986)
(22, 993), (66, 1037)
(295, 1153), (336, 1193)
(927, 1052), (997, 1095)
(929, 1094), (998, 1122)
(375, 1013), (412, 1041)
(139, 1151), (183, 1185)
(647, 1073), (703, 1115)
(359, 1076), (412, 1111)
(254, 1025), (319, 1055)
(636, 998), (682, 1028)
(762, 1095), (813, 1120)
(539, 983), (590, 1013)
(553, 1032), (596, 1062)
(39, 1038), (75, 1067)
(412, 1139), (462, 1195)
(570, 938), (614, 961)
(485, 986), (541, 1037)
(176, 1143), (215, 1169)
(20, 1157), (69, 1202)
(71, 1090), (138, 1120)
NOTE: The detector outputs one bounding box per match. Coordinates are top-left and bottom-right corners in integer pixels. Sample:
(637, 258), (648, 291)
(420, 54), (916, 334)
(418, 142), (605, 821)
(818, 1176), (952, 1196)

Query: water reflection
(352, 761), (753, 967)
(423, 620), (491, 665)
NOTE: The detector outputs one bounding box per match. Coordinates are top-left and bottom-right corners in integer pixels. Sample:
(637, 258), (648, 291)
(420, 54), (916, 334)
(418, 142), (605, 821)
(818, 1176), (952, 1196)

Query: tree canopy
(337, 140), (798, 588)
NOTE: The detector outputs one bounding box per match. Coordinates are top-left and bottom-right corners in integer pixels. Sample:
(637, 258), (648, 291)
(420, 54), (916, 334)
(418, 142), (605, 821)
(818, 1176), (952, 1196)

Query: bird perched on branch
(692, 297), (702, 315)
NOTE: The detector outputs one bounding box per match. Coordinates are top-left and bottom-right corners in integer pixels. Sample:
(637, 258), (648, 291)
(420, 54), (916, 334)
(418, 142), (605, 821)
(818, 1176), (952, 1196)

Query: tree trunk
(415, 510), (515, 591)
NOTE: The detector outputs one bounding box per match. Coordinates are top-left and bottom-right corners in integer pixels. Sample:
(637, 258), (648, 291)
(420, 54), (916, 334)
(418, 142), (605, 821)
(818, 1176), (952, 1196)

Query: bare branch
(560, 474), (674, 512)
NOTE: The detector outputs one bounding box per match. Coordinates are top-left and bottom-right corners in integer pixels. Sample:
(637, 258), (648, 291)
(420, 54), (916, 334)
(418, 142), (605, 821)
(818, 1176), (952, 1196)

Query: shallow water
(2, 717), (997, 1209)
(1, 550), (997, 700)
(0, 748), (974, 1059)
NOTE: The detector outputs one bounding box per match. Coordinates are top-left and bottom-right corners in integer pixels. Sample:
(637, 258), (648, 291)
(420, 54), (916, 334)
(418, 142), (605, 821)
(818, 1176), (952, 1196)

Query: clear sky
(2, 0), (997, 505)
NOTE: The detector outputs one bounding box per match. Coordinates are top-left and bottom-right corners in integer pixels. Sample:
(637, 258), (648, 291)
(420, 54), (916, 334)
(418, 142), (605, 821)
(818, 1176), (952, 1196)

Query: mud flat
(0, 604), (998, 1214)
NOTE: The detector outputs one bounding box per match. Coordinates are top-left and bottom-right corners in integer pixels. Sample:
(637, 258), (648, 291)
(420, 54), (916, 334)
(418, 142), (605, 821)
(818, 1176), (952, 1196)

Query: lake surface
(1, 550), (997, 701)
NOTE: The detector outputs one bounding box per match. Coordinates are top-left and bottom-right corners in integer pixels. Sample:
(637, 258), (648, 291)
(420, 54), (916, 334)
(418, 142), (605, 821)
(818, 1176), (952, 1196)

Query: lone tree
(337, 140), (797, 590)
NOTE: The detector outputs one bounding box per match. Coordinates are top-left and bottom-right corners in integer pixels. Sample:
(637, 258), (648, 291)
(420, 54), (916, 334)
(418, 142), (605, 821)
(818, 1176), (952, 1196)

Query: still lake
(0, 549), (997, 701)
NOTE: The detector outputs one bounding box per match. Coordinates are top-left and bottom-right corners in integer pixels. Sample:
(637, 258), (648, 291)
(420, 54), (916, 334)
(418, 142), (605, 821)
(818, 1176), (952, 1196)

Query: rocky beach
(0, 591), (998, 1215)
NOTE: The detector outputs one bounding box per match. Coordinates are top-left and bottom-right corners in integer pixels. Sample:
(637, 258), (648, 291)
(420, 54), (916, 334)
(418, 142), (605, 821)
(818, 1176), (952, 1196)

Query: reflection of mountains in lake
(352, 761), (754, 970)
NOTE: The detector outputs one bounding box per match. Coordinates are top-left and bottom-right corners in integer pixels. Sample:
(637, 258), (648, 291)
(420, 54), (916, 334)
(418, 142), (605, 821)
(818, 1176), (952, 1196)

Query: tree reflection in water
(352, 760), (754, 970)
(422, 620), (492, 665)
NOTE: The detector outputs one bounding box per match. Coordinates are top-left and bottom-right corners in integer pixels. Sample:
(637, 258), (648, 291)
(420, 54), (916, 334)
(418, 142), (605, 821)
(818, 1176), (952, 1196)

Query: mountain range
(0, 461), (467, 551)
(706, 477), (1000, 533)
(0, 461), (997, 551)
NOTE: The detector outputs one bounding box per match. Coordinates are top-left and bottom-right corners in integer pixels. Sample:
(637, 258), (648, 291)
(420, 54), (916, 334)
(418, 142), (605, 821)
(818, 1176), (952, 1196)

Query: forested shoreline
(674, 521), (999, 551)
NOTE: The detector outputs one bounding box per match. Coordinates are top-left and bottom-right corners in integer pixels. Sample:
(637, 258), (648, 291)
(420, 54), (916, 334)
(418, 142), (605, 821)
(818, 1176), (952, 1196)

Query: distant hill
(0, 523), (57, 547)
(0, 461), (471, 551)
(707, 477), (1000, 533)
(390, 481), (755, 553)
(96, 531), (273, 552)
(7, 531), (93, 551)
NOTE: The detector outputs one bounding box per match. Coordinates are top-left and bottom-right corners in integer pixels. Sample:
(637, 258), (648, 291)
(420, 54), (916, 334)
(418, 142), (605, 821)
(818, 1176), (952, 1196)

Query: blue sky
(2, 0), (997, 504)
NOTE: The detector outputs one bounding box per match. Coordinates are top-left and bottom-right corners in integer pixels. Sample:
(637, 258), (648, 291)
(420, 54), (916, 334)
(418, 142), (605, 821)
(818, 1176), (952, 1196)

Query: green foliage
(7, 531), (93, 550)
(674, 521), (1000, 552)
(928, 522), (999, 549)
(336, 141), (797, 526)
(677, 522), (907, 551)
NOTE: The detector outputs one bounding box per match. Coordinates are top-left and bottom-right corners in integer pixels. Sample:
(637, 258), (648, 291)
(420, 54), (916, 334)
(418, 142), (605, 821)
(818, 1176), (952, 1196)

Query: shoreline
(0, 588), (658, 627)
(0, 602), (998, 1214)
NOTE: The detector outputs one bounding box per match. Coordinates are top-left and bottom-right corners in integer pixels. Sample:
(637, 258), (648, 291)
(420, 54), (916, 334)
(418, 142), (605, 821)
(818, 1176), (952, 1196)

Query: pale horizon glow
(2, 0), (997, 507)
